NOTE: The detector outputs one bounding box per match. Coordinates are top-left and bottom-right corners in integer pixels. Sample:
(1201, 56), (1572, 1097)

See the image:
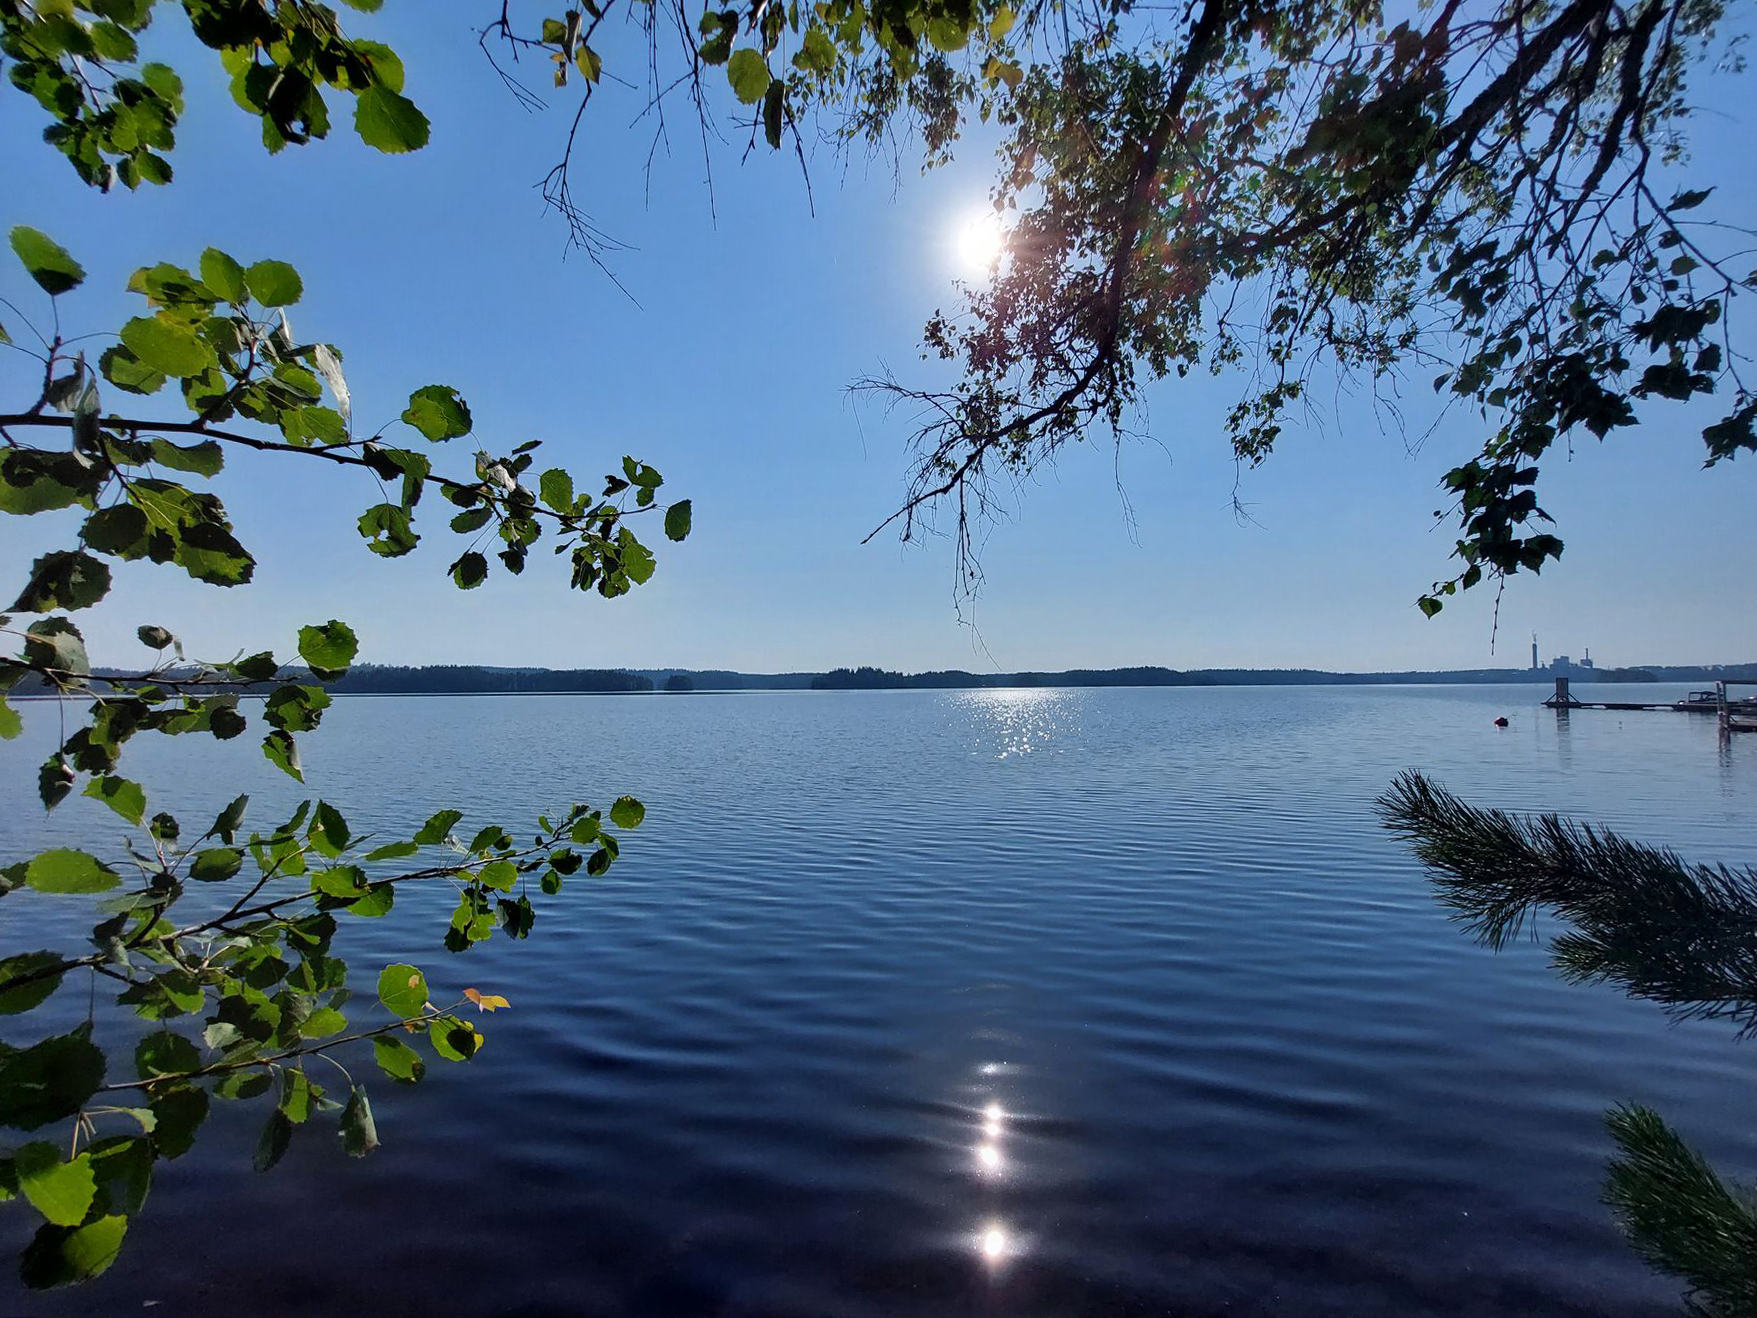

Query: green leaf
(297, 619), (358, 679)
(354, 85), (430, 153)
(12, 550), (111, 612)
(926, 15), (969, 50)
(0, 450), (100, 515)
(279, 1069), (317, 1123)
(0, 952), (66, 1015)
(19, 1214), (127, 1288)
(86, 1134), (152, 1215)
(176, 506), (254, 577)
(9, 227), (84, 296)
(265, 683), (333, 734)
(39, 758), (76, 811)
(377, 963), (428, 1019)
(339, 1085), (378, 1156)
(402, 385), (471, 441)
(302, 1007), (347, 1039)
(609, 795), (645, 829)
(450, 551), (488, 590)
(539, 468), (575, 513)
(664, 499), (692, 542)
(134, 1030), (200, 1080)
(727, 49), (771, 103)
(99, 344), (166, 395)
(311, 865), (368, 899)
(119, 315), (213, 378)
(24, 617), (89, 678)
(210, 793), (249, 842)
(414, 809), (461, 846)
(796, 25), (836, 74)
(478, 859), (517, 891)
(199, 248), (247, 303)
(149, 1087), (208, 1158)
(188, 847), (243, 882)
(764, 81), (784, 148)
(0, 1028), (106, 1131)
(0, 697), (18, 741)
(345, 882), (395, 917)
(363, 840), (418, 862)
(82, 775), (145, 825)
(253, 1107), (292, 1172)
(358, 502), (418, 556)
(232, 651), (278, 681)
(150, 438), (224, 477)
(14, 1144), (96, 1228)
(244, 259), (302, 307)
(1417, 595), (1444, 618)
(137, 624), (174, 650)
(263, 729), (303, 782)
(212, 1070), (272, 1101)
(427, 1015), (482, 1062)
(352, 36), (403, 89)
(80, 506), (150, 561)
(210, 698), (247, 739)
(373, 1035), (426, 1084)
(25, 849), (119, 894)
(311, 800), (351, 854)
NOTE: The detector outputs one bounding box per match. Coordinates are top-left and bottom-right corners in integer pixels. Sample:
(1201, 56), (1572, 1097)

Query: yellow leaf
(463, 987), (510, 1013)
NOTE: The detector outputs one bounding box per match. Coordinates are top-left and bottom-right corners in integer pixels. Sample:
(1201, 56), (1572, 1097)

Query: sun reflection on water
(953, 688), (1079, 759)
(978, 1223), (1010, 1263)
(963, 1074), (1022, 1268)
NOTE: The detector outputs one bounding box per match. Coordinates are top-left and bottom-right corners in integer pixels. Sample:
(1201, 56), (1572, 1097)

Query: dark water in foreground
(2, 684), (1754, 1317)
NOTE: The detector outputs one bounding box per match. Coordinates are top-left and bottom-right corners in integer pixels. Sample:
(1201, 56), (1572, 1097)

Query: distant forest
(304, 660), (1757, 693)
(19, 661), (1757, 698)
(806, 664), (1723, 691)
(326, 666), (652, 693)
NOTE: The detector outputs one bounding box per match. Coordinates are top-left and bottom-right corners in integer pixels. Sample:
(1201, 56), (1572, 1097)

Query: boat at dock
(1675, 689), (1757, 714)
(1543, 678), (1757, 728)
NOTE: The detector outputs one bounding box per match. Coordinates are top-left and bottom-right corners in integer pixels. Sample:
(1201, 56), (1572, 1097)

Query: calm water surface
(2, 684), (1753, 1316)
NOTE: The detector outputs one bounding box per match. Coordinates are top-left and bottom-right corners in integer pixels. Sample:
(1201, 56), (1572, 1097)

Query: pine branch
(1604, 1104), (1757, 1318)
(1376, 770), (1757, 1034)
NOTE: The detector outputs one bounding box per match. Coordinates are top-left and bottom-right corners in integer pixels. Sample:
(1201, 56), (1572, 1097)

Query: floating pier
(1542, 676), (1757, 731)
(1540, 676), (1674, 711)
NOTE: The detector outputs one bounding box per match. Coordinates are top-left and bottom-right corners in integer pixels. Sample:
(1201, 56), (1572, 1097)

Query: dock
(1543, 676), (1757, 733)
(1540, 677), (1671, 710)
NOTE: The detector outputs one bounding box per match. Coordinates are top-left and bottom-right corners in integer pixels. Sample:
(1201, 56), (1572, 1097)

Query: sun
(953, 207), (1008, 277)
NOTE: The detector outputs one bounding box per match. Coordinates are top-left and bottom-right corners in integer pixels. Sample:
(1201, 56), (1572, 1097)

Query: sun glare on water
(953, 208), (1008, 278)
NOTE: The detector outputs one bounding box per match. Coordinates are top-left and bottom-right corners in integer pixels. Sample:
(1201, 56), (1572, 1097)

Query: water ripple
(1, 685), (1752, 1316)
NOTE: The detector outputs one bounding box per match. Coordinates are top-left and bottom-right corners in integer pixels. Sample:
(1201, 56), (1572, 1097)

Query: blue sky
(4, 9), (1754, 674)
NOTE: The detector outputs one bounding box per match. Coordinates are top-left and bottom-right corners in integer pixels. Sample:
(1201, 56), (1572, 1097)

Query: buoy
(1493, 716), (1510, 728)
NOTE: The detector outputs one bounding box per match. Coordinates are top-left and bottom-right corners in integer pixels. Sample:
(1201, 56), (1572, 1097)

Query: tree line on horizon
(20, 660), (1749, 699)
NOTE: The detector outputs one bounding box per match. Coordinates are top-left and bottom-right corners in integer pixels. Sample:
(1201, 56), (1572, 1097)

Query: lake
(2, 684), (1753, 1316)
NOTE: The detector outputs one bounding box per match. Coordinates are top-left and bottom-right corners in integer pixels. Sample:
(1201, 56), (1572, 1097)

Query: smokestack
(1532, 634), (1539, 671)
